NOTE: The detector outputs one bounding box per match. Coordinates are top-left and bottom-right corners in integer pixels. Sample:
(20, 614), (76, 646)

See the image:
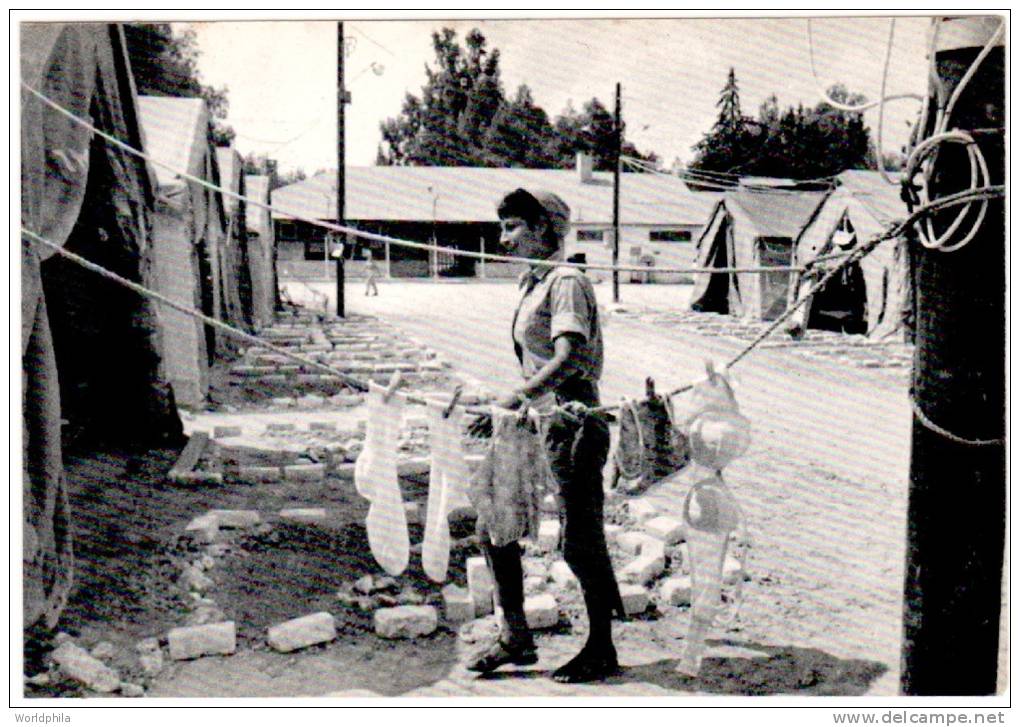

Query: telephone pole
(335, 21), (349, 318)
(612, 82), (622, 304)
(900, 16), (1005, 696)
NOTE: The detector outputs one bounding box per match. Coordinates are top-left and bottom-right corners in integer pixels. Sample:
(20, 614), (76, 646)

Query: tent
(244, 174), (279, 328)
(690, 190), (826, 320)
(215, 146), (254, 330)
(137, 95), (229, 407)
(786, 170), (912, 339)
(21, 23), (182, 628)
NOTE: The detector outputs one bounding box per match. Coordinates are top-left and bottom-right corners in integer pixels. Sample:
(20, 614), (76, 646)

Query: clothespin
(382, 371), (402, 402)
(516, 397), (531, 426)
(442, 385), (463, 418)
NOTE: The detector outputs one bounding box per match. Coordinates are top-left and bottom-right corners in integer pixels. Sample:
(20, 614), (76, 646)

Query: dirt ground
(26, 280), (1006, 699)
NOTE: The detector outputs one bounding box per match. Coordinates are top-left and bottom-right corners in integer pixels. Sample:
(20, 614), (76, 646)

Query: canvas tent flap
(21, 24), (98, 262)
(22, 22), (183, 628)
(788, 177), (912, 339)
(22, 247), (74, 630)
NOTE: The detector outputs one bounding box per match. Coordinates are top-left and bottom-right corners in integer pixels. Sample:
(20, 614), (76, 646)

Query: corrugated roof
(835, 170), (909, 226)
(244, 175), (270, 232)
(137, 96), (208, 188)
(727, 190), (827, 238)
(272, 166), (721, 226)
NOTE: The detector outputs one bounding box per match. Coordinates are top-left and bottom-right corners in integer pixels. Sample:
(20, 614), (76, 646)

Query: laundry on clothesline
(611, 377), (690, 495)
(673, 362), (753, 677)
(421, 395), (472, 583)
(468, 407), (551, 548)
(355, 379), (410, 576)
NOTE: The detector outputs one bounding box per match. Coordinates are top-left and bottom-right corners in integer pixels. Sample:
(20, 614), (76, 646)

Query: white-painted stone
(51, 643), (120, 692)
(90, 641), (115, 660)
(522, 558), (548, 580)
(135, 637), (160, 654)
(523, 576), (545, 594)
(119, 682), (145, 697)
(550, 560), (579, 589)
(660, 576), (693, 606)
(466, 556), (494, 617)
(267, 612), (337, 652)
(184, 514), (219, 544)
(617, 531), (648, 556)
(604, 524), (624, 543)
(236, 466), (282, 483)
(284, 464), (327, 482)
(209, 509), (262, 529)
(441, 585), (474, 623)
(138, 650), (163, 676)
(403, 501), (422, 525)
(397, 457), (430, 477)
(374, 606), (439, 639)
(280, 507), (328, 522)
(723, 555), (744, 585)
(167, 622), (236, 660)
(619, 553), (666, 585)
(644, 516), (686, 545)
(640, 537), (667, 563)
(619, 585), (651, 615)
(626, 499), (658, 522)
(540, 493), (559, 513)
(524, 594), (559, 630)
(537, 519), (561, 551)
(179, 565), (214, 594)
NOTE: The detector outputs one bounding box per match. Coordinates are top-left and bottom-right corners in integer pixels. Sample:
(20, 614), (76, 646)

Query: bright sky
(181, 14), (934, 174)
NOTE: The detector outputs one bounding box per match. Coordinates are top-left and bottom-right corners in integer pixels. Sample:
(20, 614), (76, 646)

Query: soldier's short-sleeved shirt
(512, 264), (603, 407)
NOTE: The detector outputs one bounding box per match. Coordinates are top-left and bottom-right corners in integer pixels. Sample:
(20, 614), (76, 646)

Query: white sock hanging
(421, 396), (472, 582)
(355, 380), (409, 576)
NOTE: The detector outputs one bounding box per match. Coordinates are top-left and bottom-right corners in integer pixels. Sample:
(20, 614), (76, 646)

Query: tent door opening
(807, 260), (868, 334)
(694, 222), (731, 314)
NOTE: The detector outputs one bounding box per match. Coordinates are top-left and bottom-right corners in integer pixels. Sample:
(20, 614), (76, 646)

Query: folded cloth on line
(354, 380), (409, 576)
(612, 386), (690, 495)
(421, 396), (472, 582)
(469, 407), (550, 548)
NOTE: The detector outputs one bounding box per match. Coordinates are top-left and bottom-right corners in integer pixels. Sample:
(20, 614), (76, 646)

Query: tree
(377, 27), (659, 169)
(123, 24), (235, 145)
(690, 70), (875, 180)
(377, 28), (503, 165)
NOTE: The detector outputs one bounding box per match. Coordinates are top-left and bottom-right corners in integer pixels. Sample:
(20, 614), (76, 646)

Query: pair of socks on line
(354, 381), (470, 580)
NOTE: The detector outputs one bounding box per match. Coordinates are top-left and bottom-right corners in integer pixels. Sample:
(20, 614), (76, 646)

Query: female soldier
(468, 188), (624, 683)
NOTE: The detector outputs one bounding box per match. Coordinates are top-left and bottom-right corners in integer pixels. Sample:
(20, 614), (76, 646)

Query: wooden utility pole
(900, 16), (1005, 696)
(612, 82), (622, 304)
(335, 21), (349, 317)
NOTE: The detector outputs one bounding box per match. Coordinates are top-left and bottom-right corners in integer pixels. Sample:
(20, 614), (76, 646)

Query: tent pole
(612, 82), (621, 304)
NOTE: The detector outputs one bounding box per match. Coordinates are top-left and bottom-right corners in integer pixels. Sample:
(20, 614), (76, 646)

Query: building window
(576, 229), (604, 242)
(277, 221), (298, 240)
(304, 240), (327, 260)
(649, 229), (692, 242)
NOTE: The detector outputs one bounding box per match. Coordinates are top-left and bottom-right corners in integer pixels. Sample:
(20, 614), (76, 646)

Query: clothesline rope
(21, 184), (1001, 419)
(23, 81), (841, 277)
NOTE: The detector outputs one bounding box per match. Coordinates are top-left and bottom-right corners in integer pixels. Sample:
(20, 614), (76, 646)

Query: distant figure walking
(365, 254), (380, 297)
